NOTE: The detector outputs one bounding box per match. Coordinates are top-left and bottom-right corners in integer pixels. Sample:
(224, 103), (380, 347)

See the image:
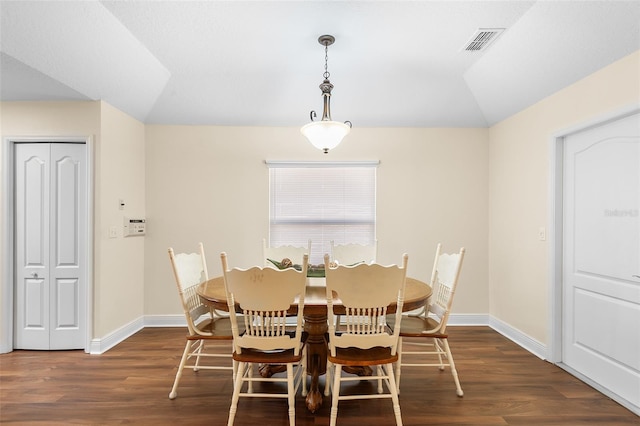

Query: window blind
(268, 161), (377, 264)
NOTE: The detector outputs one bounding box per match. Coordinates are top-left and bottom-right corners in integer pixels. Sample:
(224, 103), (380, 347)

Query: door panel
(24, 277), (46, 328)
(55, 154), (80, 265)
(563, 112), (640, 409)
(50, 143), (85, 349)
(15, 144), (50, 349)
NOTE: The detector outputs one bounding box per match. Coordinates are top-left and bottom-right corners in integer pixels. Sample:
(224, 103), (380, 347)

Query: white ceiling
(1, 1), (639, 128)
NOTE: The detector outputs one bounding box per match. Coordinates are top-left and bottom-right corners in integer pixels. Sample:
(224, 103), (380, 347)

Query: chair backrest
(168, 243), (211, 336)
(324, 253), (408, 356)
(330, 240), (378, 265)
(221, 252), (309, 355)
(263, 238), (311, 269)
(427, 244), (465, 333)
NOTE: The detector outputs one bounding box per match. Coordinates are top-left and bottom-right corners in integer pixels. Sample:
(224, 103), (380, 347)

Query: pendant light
(301, 35), (352, 154)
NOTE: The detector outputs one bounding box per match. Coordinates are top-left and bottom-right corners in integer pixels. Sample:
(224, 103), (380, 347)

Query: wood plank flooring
(1, 327), (637, 425)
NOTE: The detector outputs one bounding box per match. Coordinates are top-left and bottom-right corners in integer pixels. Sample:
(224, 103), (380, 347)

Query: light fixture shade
(301, 120), (351, 153)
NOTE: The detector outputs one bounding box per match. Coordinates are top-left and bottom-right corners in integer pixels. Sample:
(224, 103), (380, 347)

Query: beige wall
(145, 125), (490, 317)
(96, 102), (146, 336)
(0, 100), (145, 345)
(4, 49), (635, 351)
(488, 50), (640, 344)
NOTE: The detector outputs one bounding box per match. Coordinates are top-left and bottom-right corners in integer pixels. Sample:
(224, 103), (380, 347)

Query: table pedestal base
(303, 312), (328, 412)
(258, 313), (374, 413)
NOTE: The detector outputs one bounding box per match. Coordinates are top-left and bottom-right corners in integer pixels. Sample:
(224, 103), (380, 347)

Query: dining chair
(390, 244), (466, 396)
(263, 238), (311, 269)
(329, 240), (378, 266)
(167, 243), (237, 400)
(323, 253), (409, 426)
(330, 240), (378, 328)
(221, 252), (309, 426)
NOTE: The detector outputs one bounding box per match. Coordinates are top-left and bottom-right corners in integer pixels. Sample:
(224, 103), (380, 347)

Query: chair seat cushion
(232, 332), (308, 363)
(327, 346), (398, 366)
(189, 317), (241, 340)
(386, 316), (447, 338)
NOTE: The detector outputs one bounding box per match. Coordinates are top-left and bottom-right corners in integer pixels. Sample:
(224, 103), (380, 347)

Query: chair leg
(287, 363), (296, 426)
(377, 365), (384, 394)
(227, 361), (246, 426)
(395, 337), (403, 394)
(329, 364), (342, 426)
(193, 339), (205, 371)
(435, 339), (445, 370)
(169, 339), (192, 399)
(230, 345), (237, 389)
(301, 346), (308, 397)
(384, 363), (403, 426)
(324, 360), (332, 397)
(442, 338), (463, 397)
(231, 359), (238, 390)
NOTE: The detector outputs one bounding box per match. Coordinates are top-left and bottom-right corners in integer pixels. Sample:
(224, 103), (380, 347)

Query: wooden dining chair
(221, 252), (309, 426)
(263, 238), (311, 269)
(167, 243), (237, 400)
(390, 244), (466, 396)
(323, 253), (408, 426)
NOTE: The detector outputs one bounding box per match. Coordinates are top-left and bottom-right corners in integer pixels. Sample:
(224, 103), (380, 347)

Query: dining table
(196, 275), (432, 413)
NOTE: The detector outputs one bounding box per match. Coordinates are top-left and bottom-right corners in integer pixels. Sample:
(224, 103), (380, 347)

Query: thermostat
(124, 217), (146, 237)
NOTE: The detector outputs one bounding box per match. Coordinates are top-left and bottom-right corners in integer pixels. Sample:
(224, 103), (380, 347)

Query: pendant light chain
(323, 43), (330, 80)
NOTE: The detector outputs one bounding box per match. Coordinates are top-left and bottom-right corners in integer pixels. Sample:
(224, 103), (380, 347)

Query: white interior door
(563, 112), (640, 409)
(14, 143), (87, 350)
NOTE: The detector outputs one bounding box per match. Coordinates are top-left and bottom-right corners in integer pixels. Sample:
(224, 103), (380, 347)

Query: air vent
(462, 28), (505, 52)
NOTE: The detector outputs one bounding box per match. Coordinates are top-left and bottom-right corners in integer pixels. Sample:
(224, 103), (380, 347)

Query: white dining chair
(263, 238), (311, 269)
(221, 252), (309, 426)
(329, 240), (377, 266)
(390, 244), (466, 396)
(323, 253), (408, 426)
(330, 240), (378, 328)
(167, 243), (238, 400)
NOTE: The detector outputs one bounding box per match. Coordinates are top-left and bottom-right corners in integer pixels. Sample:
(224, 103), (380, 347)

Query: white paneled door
(563, 112), (640, 409)
(14, 143), (87, 350)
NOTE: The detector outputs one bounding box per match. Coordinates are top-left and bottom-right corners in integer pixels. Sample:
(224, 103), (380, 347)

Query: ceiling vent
(462, 28), (505, 52)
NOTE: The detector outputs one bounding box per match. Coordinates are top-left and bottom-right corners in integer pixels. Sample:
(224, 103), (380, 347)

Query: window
(268, 161), (377, 264)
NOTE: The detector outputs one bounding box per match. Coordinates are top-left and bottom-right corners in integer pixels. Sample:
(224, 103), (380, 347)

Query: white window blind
(268, 161), (377, 264)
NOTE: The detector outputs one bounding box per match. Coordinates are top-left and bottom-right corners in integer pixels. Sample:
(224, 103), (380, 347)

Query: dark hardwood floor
(1, 327), (637, 425)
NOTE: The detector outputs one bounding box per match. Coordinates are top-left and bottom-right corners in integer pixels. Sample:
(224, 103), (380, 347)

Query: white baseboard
(488, 315), (548, 360)
(557, 362), (640, 416)
(89, 316), (144, 354)
(144, 314), (187, 328)
(446, 313), (490, 326)
(444, 314), (548, 361)
(89, 313), (547, 363)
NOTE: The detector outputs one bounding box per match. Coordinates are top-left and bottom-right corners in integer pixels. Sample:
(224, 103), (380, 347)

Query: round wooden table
(197, 276), (431, 413)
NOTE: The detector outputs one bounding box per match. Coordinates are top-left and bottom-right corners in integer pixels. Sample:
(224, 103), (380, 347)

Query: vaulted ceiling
(1, 1), (639, 128)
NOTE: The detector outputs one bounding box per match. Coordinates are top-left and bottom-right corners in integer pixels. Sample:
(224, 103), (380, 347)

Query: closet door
(15, 143), (86, 350)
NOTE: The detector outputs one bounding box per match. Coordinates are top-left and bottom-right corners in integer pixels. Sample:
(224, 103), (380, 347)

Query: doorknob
(31, 272), (38, 278)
